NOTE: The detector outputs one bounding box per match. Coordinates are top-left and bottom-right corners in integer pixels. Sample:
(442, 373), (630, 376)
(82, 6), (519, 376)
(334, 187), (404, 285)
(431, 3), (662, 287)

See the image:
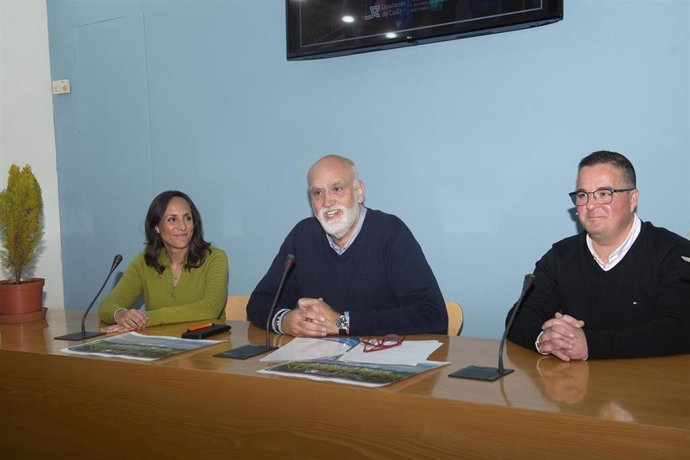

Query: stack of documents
(338, 340), (443, 366)
(261, 337), (443, 366)
(259, 337), (448, 388)
(260, 337), (361, 362)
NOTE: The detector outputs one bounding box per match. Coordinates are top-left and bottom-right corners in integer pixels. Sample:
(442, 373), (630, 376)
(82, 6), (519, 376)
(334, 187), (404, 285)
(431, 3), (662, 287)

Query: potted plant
(0, 164), (45, 321)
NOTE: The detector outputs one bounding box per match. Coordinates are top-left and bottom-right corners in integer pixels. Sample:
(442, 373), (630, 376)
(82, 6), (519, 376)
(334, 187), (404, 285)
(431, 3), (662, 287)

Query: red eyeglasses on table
(361, 334), (404, 353)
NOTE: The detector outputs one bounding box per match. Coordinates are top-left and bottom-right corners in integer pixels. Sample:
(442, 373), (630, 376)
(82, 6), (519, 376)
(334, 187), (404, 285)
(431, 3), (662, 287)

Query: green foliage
(0, 165), (44, 283)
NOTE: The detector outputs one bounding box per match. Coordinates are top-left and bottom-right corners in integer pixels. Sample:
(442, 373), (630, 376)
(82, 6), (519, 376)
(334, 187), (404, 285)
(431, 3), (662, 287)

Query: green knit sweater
(98, 247), (228, 326)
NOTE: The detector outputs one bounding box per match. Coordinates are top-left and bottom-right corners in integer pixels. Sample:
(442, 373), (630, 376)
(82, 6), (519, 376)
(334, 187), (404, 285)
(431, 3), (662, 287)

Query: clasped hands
(537, 312), (588, 361)
(281, 297), (340, 337)
(100, 308), (149, 334)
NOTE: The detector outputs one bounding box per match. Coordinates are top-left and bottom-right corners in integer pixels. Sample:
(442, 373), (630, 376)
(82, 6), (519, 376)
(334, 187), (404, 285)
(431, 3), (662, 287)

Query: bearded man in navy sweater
(247, 155), (447, 337)
(508, 151), (690, 360)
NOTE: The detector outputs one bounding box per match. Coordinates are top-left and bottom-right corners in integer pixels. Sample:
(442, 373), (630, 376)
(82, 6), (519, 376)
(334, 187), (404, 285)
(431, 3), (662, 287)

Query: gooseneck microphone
(264, 254), (295, 350)
(55, 254), (123, 341)
(215, 254), (295, 360)
(449, 273), (535, 381)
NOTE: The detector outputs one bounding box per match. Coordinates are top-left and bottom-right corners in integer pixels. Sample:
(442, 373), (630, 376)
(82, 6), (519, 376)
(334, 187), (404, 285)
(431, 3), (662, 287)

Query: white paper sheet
(260, 337), (361, 362)
(338, 340), (443, 366)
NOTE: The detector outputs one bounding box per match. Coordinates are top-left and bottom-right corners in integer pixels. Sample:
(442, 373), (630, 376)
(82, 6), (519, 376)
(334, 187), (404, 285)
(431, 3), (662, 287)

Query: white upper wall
(0, 0), (64, 307)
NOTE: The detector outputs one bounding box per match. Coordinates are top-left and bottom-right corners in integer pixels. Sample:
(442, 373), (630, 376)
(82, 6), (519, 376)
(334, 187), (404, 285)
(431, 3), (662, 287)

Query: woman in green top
(99, 190), (228, 333)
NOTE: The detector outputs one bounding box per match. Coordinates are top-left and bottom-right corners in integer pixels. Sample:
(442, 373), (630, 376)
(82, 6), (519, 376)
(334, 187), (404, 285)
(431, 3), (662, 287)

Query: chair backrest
(445, 300), (464, 336)
(225, 294), (250, 321)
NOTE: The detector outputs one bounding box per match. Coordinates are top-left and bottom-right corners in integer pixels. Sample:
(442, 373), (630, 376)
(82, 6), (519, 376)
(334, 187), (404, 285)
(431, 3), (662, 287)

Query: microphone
(55, 254), (123, 341)
(449, 273), (535, 381)
(264, 253), (295, 349)
(215, 254), (295, 359)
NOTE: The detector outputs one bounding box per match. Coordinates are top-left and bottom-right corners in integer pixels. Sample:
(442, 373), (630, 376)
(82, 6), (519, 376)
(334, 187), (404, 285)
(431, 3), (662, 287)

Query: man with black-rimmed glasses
(508, 150), (690, 360)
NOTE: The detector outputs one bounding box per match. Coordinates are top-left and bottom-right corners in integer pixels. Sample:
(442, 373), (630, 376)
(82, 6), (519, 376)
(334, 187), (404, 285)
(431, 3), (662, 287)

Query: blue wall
(46, 0), (690, 338)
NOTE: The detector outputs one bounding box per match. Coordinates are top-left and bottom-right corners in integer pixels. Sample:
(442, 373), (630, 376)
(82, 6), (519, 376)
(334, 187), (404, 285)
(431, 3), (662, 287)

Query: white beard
(316, 203), (359, 240)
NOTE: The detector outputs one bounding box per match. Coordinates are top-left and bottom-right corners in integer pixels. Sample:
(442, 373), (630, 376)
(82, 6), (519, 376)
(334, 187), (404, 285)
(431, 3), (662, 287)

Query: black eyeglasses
(568, 188), (635, 206)
(361, 334), (404, 353)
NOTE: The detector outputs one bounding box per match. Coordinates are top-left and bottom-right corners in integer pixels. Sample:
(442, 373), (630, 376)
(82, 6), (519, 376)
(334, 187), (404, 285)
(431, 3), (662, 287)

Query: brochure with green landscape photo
(258, 358), (447, 388)
(61, 332), (220, 361)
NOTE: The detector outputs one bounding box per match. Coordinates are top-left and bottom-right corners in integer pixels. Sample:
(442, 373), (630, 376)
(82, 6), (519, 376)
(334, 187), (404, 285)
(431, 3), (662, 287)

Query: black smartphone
(181, 323), (231, 339)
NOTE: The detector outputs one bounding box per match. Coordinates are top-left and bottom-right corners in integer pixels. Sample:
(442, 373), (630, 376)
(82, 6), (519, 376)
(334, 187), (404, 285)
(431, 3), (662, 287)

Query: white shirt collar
(586, 214), (641, 271)
(326, 206), (367, 255)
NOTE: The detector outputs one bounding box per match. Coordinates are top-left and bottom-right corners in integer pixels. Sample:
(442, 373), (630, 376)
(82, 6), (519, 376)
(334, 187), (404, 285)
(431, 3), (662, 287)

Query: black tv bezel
(286, 0), (564, 61)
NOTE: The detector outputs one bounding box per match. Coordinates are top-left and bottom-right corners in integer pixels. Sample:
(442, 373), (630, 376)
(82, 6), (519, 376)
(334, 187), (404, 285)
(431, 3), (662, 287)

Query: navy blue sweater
(508, 222), (690, 359)
(248, 209), (447, 335)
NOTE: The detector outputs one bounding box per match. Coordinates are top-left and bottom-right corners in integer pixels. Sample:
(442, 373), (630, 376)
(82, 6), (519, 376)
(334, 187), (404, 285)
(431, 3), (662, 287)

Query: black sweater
(248, 209), (447, 335)
(508, 222), (690, 359)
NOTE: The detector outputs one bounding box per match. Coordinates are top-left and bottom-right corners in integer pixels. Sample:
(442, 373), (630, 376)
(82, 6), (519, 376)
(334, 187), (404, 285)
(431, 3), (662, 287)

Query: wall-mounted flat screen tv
(286, 0), (564, 60)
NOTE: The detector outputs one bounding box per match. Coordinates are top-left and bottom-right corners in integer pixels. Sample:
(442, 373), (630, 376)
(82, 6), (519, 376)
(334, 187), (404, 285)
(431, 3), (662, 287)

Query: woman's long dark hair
(144, 190), (211, 274)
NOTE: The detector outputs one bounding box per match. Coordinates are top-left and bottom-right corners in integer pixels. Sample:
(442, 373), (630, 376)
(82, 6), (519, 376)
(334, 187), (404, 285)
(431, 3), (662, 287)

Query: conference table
(0, 309), (688, 459)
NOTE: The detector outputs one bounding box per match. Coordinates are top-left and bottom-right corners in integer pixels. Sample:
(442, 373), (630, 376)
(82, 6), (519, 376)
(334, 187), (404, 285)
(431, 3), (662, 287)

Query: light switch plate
(52, 79), (71, 94)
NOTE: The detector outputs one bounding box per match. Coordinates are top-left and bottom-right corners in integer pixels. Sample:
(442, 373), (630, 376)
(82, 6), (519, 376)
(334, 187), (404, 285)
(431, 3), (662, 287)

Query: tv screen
(286, 0), (563, 60)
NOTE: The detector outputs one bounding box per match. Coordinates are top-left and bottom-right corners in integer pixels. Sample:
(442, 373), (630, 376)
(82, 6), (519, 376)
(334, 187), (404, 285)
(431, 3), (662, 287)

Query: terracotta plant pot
(0, 278), (45, 316)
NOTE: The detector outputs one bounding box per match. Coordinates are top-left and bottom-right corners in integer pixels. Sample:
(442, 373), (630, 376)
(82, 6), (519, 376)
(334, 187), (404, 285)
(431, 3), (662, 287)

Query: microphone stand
(55, 254), (123, 341)
(215, 254), (295, 359)
(449, 274), (535, 381)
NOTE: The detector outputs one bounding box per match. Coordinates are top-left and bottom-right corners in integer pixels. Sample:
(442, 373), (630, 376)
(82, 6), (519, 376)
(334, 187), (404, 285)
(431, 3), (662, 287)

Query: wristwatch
(336, 312), (350, 336)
